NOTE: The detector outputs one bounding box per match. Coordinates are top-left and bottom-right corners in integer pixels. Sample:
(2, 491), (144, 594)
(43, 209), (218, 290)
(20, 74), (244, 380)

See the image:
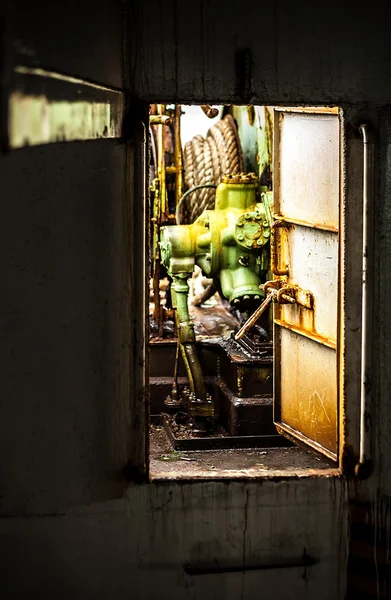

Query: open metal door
(273, 108), (340, 461)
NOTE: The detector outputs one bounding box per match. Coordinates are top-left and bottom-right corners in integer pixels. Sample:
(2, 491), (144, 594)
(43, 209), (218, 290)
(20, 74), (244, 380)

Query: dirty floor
(149, 424), (337, 480)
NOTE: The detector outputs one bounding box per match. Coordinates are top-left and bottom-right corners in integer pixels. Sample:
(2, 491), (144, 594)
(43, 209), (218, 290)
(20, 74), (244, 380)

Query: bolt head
(245, 212), (251, 220)
(257, 239), (263, 245)
(238, 234), (244, 241)
(264, 231), (270, 238)
(246, 240), (252, 247)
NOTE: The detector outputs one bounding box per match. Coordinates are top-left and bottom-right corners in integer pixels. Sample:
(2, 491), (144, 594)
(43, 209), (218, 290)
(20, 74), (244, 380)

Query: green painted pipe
(171, 275), (206, 402)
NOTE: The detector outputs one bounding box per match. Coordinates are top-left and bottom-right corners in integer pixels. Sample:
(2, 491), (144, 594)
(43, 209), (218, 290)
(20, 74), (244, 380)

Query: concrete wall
(1, 0), (391, 598)
(1, 479), (347, 600)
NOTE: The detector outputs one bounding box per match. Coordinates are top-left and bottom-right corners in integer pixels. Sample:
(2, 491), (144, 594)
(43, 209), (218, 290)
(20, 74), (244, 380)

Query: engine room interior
(148, 104), (339, 477)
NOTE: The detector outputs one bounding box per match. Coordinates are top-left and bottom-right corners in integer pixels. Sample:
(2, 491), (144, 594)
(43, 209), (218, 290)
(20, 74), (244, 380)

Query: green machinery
(159, 172), (272, 417)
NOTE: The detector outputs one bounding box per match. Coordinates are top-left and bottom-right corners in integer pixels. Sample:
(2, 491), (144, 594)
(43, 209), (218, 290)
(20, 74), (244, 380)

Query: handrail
(355, 124), (374, 479)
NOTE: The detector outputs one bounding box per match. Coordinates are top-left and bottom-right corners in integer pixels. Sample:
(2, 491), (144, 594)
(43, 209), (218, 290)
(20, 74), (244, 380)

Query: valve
(160, 173), (271, 307)
(159, 173), (272, 417)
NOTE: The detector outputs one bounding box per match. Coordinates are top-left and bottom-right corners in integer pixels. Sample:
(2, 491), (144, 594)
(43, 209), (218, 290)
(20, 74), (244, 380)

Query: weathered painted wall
(129, 0), (391, 105)
(0, 479), (347, 600)
(130, 0), (391, 494)
(376, 109), (391, 498)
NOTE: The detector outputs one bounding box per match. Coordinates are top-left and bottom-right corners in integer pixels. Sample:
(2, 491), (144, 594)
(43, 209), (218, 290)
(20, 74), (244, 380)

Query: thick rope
(190, 135), (207, 222)
(182, 114), (243, 223)
(182, 141), (196, 222)
(207, 134), (221, 184)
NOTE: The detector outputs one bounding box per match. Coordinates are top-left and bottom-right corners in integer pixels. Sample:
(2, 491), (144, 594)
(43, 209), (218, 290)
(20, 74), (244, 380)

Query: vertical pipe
(153, 105), (167, 335)
(174, 105), (183, 207)
(356, 124), (374, 478)
(157, 104), (167, 220)
(171, 276), (207, 403)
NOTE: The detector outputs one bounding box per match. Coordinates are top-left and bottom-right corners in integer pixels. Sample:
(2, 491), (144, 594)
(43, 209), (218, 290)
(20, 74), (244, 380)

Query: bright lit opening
(148, 104), (341, 479)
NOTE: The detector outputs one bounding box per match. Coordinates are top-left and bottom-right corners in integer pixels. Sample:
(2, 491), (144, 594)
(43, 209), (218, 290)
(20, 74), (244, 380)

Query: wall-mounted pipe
(174, 105), (184, 206)
(355, 124), (374, 479)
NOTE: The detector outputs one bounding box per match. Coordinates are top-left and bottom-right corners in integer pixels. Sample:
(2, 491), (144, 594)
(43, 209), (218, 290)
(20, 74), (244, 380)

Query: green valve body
(160, 173), (271, 306)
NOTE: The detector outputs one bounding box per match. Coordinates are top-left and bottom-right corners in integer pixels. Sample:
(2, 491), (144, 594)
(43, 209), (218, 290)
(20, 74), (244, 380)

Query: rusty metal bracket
(150, 115), (173, 125)
(270, 219), (290, 276)
(265, 280), (314, 309)
(235, 281), (314, 341)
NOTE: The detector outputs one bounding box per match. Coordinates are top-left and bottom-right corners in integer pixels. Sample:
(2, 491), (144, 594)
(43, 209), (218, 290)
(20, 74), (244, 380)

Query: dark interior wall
(4, 0), (125, 89)
(0, 140), (133, 515)
(0, 0), (134, 515)
(130, 0), (391, 105)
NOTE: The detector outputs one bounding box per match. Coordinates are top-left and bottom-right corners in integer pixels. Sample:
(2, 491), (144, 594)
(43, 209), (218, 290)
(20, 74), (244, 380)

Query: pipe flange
(234, 211), (270, 249)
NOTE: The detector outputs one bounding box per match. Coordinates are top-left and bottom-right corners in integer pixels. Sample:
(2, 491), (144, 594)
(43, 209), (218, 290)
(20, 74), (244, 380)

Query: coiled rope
(179, 114), (243, 224)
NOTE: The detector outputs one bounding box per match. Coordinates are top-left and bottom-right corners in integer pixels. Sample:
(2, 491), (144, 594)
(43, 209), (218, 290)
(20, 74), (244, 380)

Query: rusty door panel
(276, 224), (338, 342)
(273, 108), (340, 460)
(275, 327), (337, 459)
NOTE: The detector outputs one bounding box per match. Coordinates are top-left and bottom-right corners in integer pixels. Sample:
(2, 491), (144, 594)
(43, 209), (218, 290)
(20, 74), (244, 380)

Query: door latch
(235, 280), (314, 340)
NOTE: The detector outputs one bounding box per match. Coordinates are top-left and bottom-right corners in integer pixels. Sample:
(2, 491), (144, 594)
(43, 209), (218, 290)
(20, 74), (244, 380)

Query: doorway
(147, 104), (341, 478)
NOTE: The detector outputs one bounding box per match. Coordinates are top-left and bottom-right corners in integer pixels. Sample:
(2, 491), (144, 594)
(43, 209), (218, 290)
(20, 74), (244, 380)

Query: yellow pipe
(174, 105), (183, 207)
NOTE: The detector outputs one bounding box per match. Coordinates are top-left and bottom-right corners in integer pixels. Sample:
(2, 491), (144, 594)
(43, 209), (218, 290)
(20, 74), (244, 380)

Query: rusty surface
(235, 281), (314, 342)
(270, 219), (290, 275)
(276, 225), (338, 341)
(273, 109), (340, 459)
(273, 214), (339, 233)
(294, 286), (314, 309)
(275, 319), (338, 458)
(275, 107), (339, 114)
(273, 214), (339, 234)
(274, 318), (336, 350)
(174, 105), (184, 205)
(150, 115), (173, 125)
